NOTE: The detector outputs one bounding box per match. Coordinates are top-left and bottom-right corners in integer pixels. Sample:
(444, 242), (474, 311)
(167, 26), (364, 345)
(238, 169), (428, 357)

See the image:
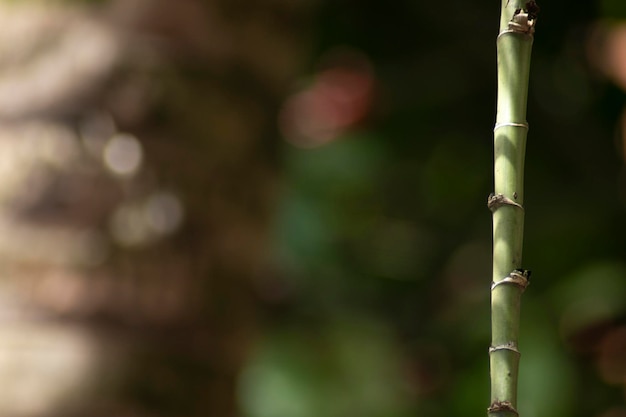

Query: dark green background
(250, 1), (626, 416)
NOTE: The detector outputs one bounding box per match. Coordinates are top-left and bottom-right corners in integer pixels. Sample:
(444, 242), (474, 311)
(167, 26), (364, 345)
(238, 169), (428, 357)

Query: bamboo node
(489, 342), (520, 355)
(487, 193), (524, 212)
(487, 400), (519, 416)
(493, 122), (529, 131)
(491, 269), (531, 292)
(506, 1), (539, 35)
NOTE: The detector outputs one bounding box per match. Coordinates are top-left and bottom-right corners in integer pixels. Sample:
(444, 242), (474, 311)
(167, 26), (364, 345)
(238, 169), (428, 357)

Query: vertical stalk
(488, 1), (537, 416)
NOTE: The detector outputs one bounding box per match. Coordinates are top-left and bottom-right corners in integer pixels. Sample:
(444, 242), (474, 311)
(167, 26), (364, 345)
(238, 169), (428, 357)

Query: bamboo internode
(488, 1), (538, 416)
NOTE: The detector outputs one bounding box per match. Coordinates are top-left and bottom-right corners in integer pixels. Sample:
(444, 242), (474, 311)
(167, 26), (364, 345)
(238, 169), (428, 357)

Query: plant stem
(489, 1), (536, 416)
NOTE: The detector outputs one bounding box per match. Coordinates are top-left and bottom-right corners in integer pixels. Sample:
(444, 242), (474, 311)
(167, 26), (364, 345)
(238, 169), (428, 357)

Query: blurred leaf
(549, 261), (626, 338)
(519, 302), (577, 417)
(239, 316), (412, 417)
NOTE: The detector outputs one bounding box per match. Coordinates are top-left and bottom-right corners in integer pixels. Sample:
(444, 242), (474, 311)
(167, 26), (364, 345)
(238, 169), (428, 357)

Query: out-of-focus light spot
(279, 47), (375, 148)
(109, 192), (184, 248)
(588, 23), (626, 90)
(103, 133), (143, 176)
(602, 25), (626, 90)
(145, 191), (184, 235)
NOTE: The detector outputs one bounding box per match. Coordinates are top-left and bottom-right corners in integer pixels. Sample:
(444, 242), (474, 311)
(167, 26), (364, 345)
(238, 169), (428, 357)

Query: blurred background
(0, 0), (625, 416)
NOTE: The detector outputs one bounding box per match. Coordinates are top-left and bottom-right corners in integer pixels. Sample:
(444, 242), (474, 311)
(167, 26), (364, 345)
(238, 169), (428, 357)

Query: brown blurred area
(0, 0), (313, 415)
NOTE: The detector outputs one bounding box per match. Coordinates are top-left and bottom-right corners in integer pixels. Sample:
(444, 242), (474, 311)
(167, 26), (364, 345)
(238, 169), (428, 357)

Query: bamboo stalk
(488, 1), (538, 416)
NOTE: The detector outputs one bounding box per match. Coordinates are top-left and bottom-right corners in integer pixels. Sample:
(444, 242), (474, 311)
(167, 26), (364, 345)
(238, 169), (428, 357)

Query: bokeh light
(279, 48), (375, 148)
(103, 133), (143, 177)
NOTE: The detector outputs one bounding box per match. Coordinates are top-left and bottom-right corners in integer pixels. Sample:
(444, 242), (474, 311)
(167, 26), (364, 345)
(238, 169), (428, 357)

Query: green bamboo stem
(488, 1), (536, 416)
